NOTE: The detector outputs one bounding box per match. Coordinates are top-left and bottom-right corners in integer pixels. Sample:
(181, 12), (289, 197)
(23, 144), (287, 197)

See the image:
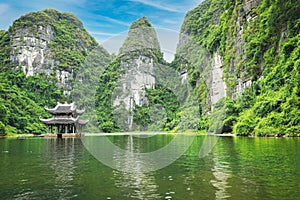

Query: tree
(0, 121), (5, 135)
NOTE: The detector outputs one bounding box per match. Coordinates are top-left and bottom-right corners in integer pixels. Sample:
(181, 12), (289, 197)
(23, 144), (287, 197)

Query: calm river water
(0, 134), (299, 200)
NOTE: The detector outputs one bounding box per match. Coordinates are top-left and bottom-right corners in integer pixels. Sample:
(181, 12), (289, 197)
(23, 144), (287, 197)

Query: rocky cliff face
(114, 17), (163, 130)
(177, 0), (269, 111)
(210, 52), (227, 107)
(95, 17), (165, 132)
(7, 9), (101, 95)
(177, 0), (300, 135)
(115, 17), (160, 109)
(114, 55), (156, 109)
(10, 25), (55, 76)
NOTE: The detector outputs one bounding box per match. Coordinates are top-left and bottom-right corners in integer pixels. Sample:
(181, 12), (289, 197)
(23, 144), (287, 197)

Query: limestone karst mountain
(96, 17), (169, 132)
(174, 0), (300, 135)
(0, 0), (299, 135)
(0, 9), (111, 134)
(7, 8), (110, 94)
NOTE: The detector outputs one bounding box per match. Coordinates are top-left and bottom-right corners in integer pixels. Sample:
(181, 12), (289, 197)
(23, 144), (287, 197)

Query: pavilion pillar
(57, 125), (62, 138)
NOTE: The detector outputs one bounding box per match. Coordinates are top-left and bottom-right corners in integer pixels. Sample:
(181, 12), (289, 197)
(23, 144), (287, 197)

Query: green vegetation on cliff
(0, 9), (109, 135)
(95, 57), (123, 133)
(0, 69), (65, 135)
(0, 30), (9, 68)
(1, 3), (299, 136)
(95, 17), (183, 132)
(10, 8), (98, 72)
(177, 0), (300, 136)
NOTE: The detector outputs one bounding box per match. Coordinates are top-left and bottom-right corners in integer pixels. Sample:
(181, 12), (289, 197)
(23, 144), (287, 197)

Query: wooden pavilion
(40, 102), (88, 138)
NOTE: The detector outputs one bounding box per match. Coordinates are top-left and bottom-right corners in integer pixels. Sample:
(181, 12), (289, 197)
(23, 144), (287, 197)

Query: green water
(0, 135), (299, 199)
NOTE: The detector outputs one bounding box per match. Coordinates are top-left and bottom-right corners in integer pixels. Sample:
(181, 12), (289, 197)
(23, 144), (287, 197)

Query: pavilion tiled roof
(41, 102), (88, 126)
(45, 102), (84, 115)
(40, 117), (78, 125)
(40, 117), (89, 125)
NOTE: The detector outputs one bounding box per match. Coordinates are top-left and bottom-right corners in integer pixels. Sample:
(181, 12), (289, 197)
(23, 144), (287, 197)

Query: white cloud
(0, 3), (9, 15)
(128, 0), (185, 13)
(100, 15), (130, 27)
(162, 19), (179, 25)
(18, 0), (86, 11)
(0, 4), (25, 30)
(126, 11), (144, 17)
(89, 31), (117, 37)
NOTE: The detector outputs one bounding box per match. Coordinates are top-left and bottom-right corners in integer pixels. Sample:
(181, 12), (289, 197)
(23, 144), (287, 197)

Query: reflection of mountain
(208, 137), (234, 199)
(45, 138), (78, 199)
(209, 137), (258, 199)
(113, 135), (161, 199)
(210, 156), (232, 199)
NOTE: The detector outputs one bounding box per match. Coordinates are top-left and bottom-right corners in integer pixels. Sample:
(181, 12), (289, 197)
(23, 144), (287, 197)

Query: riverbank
(2, 133), (35, 139)
(1, 131), (298, 139)
(42, 133), (83, 138)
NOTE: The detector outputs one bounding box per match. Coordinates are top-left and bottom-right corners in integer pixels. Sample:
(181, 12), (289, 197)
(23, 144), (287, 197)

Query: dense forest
(172, 0), (300, 136)
(0, 0), (299, 136)
(94, 17), (184, 133)
(0, 9), (110, 135)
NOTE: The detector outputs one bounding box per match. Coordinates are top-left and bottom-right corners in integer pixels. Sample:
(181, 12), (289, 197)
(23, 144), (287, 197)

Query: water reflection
(45, 138), (78, 199)
(0, 136), (299, 199)
(210, 151), (232, 199)
(113, 135), (161, 199)
(82, 133), (195, 173)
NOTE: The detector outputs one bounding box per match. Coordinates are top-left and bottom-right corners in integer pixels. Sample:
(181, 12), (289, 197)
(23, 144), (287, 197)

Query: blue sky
(0, 0), (202, 60)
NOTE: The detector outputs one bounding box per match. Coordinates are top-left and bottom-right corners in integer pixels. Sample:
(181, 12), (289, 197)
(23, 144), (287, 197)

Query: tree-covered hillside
(1, 1), (299, 136)
(96, 17), (165, 132)
(176, 0), (300, 136)
(0, 70), (65, 135)
(95, 17), (189, 132)
(0, 9), (111, 135)
(10, 8), (99, 71)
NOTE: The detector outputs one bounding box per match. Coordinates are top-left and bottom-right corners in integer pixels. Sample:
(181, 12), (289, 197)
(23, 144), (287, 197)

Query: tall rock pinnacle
(97, 17), (165, 131)
(119, 16), (160, 55)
